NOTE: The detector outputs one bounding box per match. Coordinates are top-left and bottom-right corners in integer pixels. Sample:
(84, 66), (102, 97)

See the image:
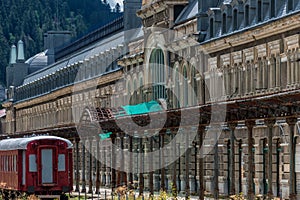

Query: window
(149, 48), (166, 100)
(222, 13), (227, 34)
(257, 0), (262, 22)
(58, 154), (66, 171)
(183, 66), (188, 107)
(29, 154), (37, 172)
(288, 0), (294, 11)
(209, 18), (214, 38)
(233, 9), (238, 31)
(245, 5), (250, 27)
(270, 0), (275, 18)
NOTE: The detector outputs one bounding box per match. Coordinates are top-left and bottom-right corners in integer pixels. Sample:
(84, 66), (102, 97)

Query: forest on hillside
(0, 0), (122, 86)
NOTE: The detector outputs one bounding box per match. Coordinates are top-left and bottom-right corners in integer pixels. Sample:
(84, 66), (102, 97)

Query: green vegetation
(0, 0), (122, 86)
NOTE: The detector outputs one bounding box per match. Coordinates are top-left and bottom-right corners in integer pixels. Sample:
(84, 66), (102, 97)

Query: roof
(25, 50), (48, 67)
(0, 135), (73, 151)
(23, 31), (125, 84)
(175, 0), (198, 24)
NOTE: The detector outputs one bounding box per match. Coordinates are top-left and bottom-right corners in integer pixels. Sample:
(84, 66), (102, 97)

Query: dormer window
(210, 18), (214, 38)
(270, 0), (275, 18)
(288, 0), (294, 11)
(245, 5), (250, 27)
(222, 13), (227, 34)
(233, 9), (238, 31)
(257, 0), (262, 22)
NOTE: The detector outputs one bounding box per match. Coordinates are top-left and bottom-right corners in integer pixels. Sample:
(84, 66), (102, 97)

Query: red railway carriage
(0, 135), (73, 199)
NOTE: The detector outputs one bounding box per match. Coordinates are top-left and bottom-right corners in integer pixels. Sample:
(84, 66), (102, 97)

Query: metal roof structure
(0, 135), (73, 151)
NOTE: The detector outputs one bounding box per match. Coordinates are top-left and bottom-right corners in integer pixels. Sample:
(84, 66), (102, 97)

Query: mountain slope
(0, 0), (122, 86)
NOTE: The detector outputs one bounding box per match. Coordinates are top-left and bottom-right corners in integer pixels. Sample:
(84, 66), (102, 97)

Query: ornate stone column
(265, 119), (275, 198)
(95, 137), (100, 194)
(245, 120), (255, 199)
(287, 117), (297, 200)
(228, 122), (237, 195)
(171, 131), (177, 196)
(81, 139), (86, 193)
(213, 129), (219, 199)
(198, 126), (205, 200)
(149, 136), (154, 194)
(75, 138), (80, 192)
(111, 134), (117, 190)
(139, 137), (144, 195)
(160, 132), (166, 191)
(88, 138), (93, 193)
(128, 135), (133, 186)
(185, 131), (190, 199)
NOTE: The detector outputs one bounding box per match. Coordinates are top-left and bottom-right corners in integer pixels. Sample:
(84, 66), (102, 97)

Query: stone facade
(3, 0), (300, 199)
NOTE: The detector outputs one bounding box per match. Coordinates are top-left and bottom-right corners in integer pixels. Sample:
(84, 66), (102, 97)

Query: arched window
(257, 0), (262, 22)
(233, 9), (238, 31)
(209, 18), (214, 38)
(222, 13), (227, 34)
(245, 5), (250, 27)
(183, 66), (188, 107)
(149, 48), (166, 100)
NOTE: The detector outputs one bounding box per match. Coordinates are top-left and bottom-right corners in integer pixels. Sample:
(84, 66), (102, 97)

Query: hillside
(0, 0), (122, 86)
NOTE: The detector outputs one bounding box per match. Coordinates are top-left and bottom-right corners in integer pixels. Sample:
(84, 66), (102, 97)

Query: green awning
(121, 100), (162, 115)
(99, 132), (112, 140)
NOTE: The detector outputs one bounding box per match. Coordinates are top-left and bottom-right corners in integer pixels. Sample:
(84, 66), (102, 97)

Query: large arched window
(149, 48), (166, 100)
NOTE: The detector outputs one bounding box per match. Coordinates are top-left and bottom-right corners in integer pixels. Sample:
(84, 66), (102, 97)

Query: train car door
(38, 147), (57, 185)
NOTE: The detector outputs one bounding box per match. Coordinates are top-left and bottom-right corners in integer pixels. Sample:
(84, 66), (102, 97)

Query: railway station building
(2, 0), (300, 199)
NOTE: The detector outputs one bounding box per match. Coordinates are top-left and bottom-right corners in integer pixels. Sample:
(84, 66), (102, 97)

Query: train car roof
(0, 136), (73, 151)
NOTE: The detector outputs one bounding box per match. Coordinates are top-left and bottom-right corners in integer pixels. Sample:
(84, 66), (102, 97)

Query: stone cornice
(200, 13), (300, 54)
(137, 0), (188, 19)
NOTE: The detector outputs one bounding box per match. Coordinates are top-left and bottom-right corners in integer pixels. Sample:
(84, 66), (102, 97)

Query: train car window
(29, 154), (37, 172)
(58, 154), (66, 171)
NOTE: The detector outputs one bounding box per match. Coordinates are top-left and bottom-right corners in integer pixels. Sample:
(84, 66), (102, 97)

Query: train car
(0, 135), (73, 199)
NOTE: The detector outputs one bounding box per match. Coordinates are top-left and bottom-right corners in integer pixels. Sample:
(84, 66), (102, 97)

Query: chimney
(17, 40), (25, 62)
(9, 45), (17, 64)
(44, 31), (72, 64)
(124, 0), (142, 46)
